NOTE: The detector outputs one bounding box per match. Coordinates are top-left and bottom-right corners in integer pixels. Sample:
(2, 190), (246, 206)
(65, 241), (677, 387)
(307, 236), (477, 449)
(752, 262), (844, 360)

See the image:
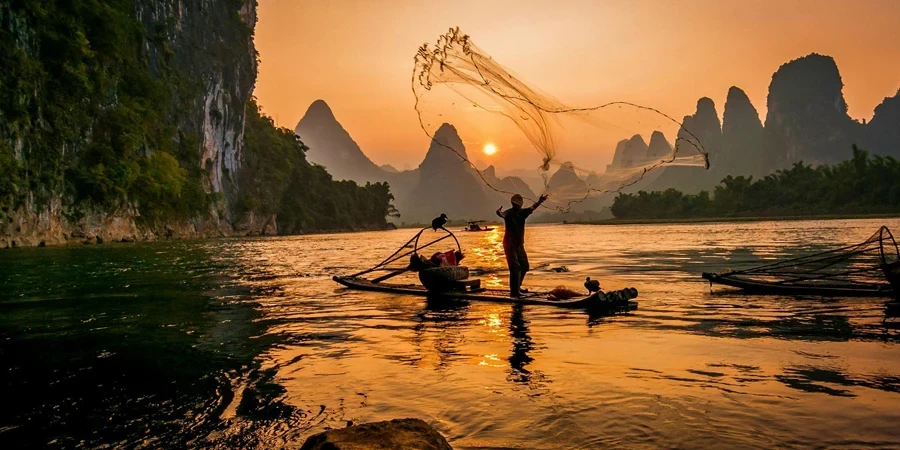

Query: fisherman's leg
(516, 244), (530, 292)
(509, 269), (522, 296)
(504, 242), (522, 296)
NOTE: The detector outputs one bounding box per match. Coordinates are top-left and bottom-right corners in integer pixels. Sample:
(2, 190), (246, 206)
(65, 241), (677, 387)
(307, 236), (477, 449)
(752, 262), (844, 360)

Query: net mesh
(722, 226), (899, 289)
(412, 27), (710, 212)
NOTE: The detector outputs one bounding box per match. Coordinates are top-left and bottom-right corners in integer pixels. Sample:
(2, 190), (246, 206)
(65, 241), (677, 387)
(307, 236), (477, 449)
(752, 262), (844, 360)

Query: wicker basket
(418, 266), (470, 292)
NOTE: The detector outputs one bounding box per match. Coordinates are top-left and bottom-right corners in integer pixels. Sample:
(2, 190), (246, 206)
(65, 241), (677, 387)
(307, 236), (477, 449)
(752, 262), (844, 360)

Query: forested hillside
(611, 146), (900, 219)
(0, 0), (394, 248)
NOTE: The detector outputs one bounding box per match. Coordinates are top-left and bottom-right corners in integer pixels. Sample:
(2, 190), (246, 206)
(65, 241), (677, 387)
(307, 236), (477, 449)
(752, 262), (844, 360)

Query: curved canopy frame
(348, 227), (461, 281)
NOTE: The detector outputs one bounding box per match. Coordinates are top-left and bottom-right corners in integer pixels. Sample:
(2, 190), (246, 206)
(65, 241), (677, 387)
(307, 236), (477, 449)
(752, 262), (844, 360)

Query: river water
(2, 219), (899, 449)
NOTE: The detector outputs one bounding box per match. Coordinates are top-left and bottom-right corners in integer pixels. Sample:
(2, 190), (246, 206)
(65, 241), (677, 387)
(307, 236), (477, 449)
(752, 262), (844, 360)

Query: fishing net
(718, 226), (899, 291)
(412, 27), (710, 212)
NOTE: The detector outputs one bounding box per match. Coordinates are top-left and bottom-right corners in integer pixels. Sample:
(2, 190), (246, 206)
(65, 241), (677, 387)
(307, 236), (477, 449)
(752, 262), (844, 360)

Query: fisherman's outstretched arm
(496, 207), (506, 218)
(530, 194), (549, 210)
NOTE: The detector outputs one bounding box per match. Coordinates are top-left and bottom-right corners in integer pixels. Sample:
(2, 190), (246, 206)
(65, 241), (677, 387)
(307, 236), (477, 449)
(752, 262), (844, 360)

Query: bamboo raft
(333, 226), (638, 312)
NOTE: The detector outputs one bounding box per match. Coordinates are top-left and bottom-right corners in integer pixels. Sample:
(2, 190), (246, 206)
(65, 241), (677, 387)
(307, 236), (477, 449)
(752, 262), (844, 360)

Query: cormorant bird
(584, 277), (601, 294)
(431, 213), (448, 231)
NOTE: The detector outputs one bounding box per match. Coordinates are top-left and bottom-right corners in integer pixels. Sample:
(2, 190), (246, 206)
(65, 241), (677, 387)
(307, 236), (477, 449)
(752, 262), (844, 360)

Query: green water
(0, 242), (275, 448)
(2, 220), (900, 449)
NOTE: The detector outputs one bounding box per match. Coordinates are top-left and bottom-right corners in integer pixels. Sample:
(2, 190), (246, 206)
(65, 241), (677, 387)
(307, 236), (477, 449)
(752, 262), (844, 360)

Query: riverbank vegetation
(239, 99), (397, 232)
(0, 0), (210, 223)
(611, 146), (900, 219)
(0, 1), (395, 233)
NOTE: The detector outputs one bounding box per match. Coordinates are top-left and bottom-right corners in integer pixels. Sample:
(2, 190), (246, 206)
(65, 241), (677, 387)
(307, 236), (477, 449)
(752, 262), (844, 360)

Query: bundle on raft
(332, 226), (638, 312)
(703, 226), (900, 298)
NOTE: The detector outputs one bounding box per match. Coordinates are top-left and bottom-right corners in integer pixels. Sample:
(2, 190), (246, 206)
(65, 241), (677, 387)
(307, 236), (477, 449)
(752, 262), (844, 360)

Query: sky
(254, 0), (900, 172)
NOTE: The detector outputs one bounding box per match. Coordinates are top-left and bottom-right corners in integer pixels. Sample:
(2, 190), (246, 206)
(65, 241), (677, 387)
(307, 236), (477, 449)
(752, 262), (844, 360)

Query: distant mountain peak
(547, 161), (587, 199)
(419, 122), (468, 172)
(433, 123), (460, 143)
(764, 52), (857, 166)
(304, 99), (336, 121)
(648, 131), (672, 158)
(695, 97), (721, 130)
(295, 99), (384, 183)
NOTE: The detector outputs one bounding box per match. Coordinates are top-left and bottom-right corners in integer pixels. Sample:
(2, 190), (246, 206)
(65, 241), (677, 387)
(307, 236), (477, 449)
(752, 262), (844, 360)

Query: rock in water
(299, 418), (453, 450)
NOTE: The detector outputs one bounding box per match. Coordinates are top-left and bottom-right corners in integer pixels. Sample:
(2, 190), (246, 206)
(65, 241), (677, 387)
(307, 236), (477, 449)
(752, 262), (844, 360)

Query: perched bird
(431, 213), (448, 231)
(584, 277), (601, 294)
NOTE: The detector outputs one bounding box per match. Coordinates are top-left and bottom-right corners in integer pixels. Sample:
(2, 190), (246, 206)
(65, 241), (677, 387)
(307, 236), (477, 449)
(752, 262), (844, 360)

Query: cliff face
(764, 53), (861, 167)
(641, 100), (721, 194)
(865, 89), (900, 158)
(401, 124), (488, 222)
(607, 135), (652, 171)
(721, 86), (764, 177)
(692, 97), (723, 164)
(0, 1), (259, 248)
(647, 131), (673, 159)
(137, 0), (258, 195)
(548, 162), (585, 192)
(294, 100), (387, 183)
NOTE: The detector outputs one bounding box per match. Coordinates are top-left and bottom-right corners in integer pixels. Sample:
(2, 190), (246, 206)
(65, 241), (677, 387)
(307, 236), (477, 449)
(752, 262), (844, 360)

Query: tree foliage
(0, 0), (208, 224)
(611, 146), (900, 219)
(1, 1), (395, 233)
(239, 99), (396, 232)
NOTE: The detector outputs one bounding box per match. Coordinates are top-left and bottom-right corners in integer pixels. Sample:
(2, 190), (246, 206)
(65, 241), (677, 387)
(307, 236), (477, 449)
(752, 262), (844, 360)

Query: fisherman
(496, 193), (548, 297)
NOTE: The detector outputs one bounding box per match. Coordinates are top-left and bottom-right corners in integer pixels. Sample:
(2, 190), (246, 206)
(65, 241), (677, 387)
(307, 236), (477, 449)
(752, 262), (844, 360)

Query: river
(2, 219), (899, 449)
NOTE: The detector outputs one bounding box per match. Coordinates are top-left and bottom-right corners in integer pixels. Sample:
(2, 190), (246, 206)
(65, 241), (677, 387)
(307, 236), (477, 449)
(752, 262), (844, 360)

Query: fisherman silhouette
(496, 193), (548, 297)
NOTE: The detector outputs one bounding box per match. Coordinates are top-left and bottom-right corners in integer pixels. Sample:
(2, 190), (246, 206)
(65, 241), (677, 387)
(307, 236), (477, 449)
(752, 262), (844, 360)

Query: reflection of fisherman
(496, 193), (548, 297)
(508, 304), (534, 383)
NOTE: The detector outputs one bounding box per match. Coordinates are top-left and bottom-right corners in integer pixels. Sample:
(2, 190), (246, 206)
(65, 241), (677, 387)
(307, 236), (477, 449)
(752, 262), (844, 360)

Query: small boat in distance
(463, 220), (494, 232)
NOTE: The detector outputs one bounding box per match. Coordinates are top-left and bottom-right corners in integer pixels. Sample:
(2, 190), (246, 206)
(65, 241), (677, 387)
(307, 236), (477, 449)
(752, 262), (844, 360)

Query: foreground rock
(300, 418), (452, 450)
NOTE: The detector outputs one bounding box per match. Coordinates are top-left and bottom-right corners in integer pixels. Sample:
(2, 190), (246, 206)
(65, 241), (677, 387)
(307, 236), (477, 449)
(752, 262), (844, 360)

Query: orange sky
(254, 0), (900, 171)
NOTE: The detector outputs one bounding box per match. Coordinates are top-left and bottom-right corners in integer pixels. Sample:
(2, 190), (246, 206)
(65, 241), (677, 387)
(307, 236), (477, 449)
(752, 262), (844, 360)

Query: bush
(611, 146), (900, 219)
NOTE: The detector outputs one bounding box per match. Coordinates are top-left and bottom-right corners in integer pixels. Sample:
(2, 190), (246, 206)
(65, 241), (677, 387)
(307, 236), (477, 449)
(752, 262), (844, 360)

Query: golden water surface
(2, 218), (899, 449)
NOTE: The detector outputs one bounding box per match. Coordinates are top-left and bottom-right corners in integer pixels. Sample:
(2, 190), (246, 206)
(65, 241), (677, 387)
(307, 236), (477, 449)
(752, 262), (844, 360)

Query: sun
(483, 143), (497, 156)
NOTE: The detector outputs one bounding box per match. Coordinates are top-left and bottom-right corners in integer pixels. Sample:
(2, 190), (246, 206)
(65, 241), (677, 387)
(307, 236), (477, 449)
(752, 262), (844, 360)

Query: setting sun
(483, 143), (497, 156)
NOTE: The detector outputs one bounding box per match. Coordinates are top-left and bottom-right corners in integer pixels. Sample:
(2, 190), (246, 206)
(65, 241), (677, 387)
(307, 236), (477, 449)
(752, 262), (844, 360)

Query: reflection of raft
(333, 226), (637, 312)
(703, 226), (899, 298)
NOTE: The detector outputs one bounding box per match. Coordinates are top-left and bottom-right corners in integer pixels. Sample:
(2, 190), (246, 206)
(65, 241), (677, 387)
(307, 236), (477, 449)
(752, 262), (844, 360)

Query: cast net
(718, 226), (899, 291)
(412, 27), (710, 212)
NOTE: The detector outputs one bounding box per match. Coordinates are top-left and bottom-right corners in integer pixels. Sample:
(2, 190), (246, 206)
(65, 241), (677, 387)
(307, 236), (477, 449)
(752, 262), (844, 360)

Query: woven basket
(418, 266), (470, 292)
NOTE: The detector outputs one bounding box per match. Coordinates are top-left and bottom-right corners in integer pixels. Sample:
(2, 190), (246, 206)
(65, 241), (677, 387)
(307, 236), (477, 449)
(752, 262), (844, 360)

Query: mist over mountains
(618, 53), (900, 195)
(296, 105), (534, 223)
(296, 53), (900, 221)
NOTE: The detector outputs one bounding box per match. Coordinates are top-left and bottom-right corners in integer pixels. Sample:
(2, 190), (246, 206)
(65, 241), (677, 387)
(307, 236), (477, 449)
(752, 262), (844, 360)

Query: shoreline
(573, 212), (900, 226)
(1, 223), (398, 250)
